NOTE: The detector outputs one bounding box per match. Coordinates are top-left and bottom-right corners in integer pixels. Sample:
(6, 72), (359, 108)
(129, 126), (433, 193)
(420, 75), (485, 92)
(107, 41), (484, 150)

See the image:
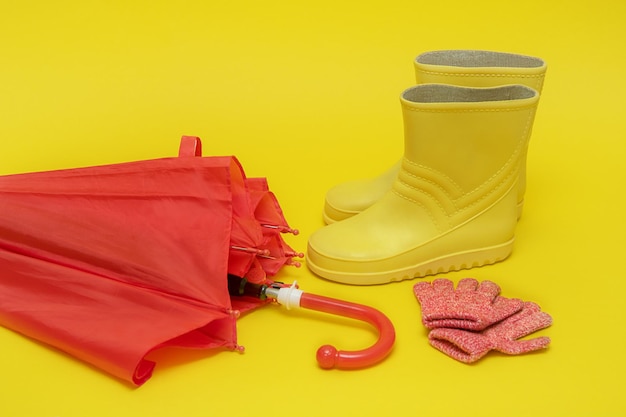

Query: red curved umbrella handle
(300, 293), (396, 369)
(270, 284), (395, 369)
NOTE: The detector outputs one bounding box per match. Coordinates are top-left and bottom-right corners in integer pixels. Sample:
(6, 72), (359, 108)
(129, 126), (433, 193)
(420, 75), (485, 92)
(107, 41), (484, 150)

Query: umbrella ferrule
(266, 282), (303, 310)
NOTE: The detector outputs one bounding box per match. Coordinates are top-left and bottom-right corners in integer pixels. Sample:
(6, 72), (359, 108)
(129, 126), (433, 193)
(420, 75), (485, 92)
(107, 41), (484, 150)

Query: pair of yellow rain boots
(307, 50), (546, 285)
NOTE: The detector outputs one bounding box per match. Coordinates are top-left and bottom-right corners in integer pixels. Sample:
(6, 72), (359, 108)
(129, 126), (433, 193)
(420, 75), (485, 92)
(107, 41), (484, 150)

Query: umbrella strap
(178, 136), (203, 157)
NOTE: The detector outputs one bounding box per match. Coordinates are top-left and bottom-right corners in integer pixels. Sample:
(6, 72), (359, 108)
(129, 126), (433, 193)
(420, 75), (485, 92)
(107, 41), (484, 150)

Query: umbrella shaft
(227, 275), (268, 300)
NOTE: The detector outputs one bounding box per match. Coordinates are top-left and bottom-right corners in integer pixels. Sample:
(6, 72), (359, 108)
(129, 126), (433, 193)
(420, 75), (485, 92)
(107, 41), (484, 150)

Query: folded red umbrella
(0, 136), (395, 385)
(0, 136), (302, 384)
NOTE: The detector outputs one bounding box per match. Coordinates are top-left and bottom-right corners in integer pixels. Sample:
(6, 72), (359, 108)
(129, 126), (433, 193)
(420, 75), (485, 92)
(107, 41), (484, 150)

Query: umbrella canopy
(0, 136), (301, 385)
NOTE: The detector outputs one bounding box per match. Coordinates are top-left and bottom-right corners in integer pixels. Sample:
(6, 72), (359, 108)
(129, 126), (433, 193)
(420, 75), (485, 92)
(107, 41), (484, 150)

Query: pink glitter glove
(414, 278), (524, 331)
(428, 301), (553, 363)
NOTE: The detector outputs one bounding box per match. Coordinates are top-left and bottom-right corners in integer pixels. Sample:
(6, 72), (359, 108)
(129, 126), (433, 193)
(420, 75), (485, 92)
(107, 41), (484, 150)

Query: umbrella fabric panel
(0, 155), (256, 385)
(0, 156), (238, 307)
(0, 249), (237, 385)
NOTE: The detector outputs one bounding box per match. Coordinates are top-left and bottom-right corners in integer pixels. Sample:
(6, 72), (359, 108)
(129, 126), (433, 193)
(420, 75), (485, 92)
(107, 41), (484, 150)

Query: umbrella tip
(287, 259), (302, 268)
(261, 224), (299, 235)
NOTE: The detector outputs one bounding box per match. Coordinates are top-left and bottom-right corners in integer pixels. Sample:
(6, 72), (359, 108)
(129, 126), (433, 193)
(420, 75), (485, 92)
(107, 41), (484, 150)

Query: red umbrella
(0, 136), (394, 385)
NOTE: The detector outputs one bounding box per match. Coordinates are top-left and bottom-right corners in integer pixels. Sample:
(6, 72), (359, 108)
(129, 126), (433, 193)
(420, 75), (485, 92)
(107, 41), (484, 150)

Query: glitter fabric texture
(414, 279), (553, 363)
(413, 278), (524, 331)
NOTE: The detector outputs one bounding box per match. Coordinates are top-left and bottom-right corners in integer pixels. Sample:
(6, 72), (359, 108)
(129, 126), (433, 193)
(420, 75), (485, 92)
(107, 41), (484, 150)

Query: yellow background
(1, 1), (625, 416)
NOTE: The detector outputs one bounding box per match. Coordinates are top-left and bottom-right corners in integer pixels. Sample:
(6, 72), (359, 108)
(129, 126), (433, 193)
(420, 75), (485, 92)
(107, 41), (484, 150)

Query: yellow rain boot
(308, 84), (539, 285)
(322, 50), (546, 224)
(323, 161), (401, 224)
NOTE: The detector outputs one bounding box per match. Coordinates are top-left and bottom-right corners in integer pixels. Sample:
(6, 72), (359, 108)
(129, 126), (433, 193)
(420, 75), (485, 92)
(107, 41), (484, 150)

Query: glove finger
(428, 328), (492, 363)
(413, 281), (434, 300)
(500, 311), (553, 340)
(489, 296), (525, 323)
(489, 301), (543, 329)
(476, 280), (501, 299)
(517, 301), (542, 316)
(455, 278), (479, 293)
(495, 336), (551, 355)
(432, 278), (454, 294)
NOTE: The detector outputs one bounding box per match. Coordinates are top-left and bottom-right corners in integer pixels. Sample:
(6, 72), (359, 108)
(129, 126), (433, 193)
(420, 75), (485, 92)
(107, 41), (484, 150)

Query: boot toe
(308, 194), (441, 285)
(322, 161), (402, 224)
(323, 181), (384, 224)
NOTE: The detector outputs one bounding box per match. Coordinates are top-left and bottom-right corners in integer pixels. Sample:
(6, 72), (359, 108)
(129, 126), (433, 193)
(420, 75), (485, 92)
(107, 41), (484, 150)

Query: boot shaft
(396, 84), (539, 221)
(414, 50), (546, 92)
